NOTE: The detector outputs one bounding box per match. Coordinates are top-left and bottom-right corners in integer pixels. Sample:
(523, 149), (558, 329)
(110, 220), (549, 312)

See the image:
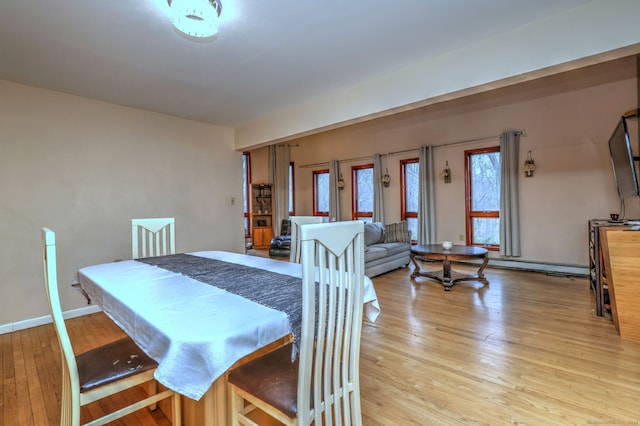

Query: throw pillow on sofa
(384, 220), (410, 243)
(363, 222), (385, 248)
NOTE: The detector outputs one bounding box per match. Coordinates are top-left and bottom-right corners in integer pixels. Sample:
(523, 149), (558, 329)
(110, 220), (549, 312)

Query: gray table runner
(138, 253), (303, 348)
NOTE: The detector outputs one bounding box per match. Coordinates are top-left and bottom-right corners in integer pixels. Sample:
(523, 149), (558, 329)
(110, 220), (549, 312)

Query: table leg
(181, 377), (221, 426)
(442, 259), (453, 291)
(477, 255), (489, 285)
(410, 253), (421, 279)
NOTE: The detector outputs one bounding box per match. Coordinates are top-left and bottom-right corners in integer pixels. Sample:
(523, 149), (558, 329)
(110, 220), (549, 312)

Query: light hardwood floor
(3, 264), (640, 425)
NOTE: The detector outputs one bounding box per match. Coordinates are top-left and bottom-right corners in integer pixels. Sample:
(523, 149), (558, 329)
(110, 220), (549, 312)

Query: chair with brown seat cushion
(42, 228), (181, 426)
(228, 220), (365, 425)
(227, 344), (298, 419)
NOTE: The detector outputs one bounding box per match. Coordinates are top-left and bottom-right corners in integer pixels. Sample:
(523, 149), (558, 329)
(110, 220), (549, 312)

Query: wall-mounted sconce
(337, 174), (345, 190)
(440, 161), (451, 183)
(382, 168), (391, 187)
(524, 151), (536, 177)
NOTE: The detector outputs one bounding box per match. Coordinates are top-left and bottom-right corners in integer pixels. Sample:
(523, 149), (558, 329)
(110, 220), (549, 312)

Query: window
(242, 152), (251, 238)
(313, 169), (329, 217)
(401, 158), (419, 242)
(465, 147), (500, 249)
(351, 164), (373, 222)
(289, 162), (295, 216)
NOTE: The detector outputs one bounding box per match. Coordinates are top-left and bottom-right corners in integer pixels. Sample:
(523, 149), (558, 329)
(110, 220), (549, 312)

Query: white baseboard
(0, 304), (101, 335)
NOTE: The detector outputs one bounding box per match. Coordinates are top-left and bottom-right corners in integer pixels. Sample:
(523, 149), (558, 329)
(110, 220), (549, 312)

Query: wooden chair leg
(172, 392), (182, 426)
(148, 381), (158, 411)
(230, 384), (241, 425)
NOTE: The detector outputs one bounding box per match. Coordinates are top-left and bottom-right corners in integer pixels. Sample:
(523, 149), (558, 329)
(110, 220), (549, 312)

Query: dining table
(75, 250), (380, 425)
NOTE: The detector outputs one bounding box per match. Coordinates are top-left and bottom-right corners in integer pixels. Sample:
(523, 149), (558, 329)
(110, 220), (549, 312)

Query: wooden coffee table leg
(410, 253), (421, 279)
(477, 255), (489, 285)
(442, 259), (453, 291)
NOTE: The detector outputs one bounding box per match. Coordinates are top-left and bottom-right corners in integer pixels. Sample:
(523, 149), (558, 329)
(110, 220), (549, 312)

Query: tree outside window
(465, 147), (500, 249)
(400, 158), (419, 242)
(313, 169), (329, 217)
(352, 165), (373, 222)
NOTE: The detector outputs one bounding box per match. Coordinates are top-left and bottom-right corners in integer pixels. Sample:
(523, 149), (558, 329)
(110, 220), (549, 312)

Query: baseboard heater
(484, 258), (587, 276)
(424, 257), (588, 277)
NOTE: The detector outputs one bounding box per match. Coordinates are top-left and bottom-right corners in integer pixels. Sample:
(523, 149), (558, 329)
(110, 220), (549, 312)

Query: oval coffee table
(410, 244), (489, 291)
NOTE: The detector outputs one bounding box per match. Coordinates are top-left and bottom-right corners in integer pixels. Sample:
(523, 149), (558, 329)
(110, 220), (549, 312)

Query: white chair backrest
(289, 216), (324, 263)
(131, 218), (175, 259)
(298, 221), (365, 425)
(42, 228), (83, 425)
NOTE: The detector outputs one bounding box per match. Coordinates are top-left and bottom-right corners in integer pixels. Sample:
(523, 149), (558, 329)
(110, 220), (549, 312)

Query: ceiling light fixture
(168, 0), (222, 39)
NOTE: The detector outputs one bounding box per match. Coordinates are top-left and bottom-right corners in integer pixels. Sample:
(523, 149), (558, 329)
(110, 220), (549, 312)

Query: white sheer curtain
(268, 144), (290, 235)
(499, 131), (521, 256)
(373, 154), (385, 223)
(418, 145), (436, 244)
(329, 160), (341, 221)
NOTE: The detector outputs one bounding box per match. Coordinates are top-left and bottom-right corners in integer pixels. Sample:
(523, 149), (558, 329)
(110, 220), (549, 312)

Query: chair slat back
(131, 218), (175, 259)
(289, 216), (324, 263)
(298, 221), (365, 426)
(42, 228), (82, 425)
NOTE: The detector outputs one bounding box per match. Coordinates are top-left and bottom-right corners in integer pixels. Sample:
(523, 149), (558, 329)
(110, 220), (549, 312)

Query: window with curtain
(401, 158), (419, 242)
(465, 147), (501, 249)
(242, 152), (251, 238)
(351, 164), (373, 222)
(313, 169), (329, 217)
(289, 162), (295, 216)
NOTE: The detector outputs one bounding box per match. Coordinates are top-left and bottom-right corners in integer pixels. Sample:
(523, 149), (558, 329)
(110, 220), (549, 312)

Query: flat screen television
(608, 116), (640, 199)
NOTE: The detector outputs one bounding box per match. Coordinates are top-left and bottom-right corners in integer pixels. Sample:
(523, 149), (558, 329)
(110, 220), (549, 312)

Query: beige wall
(252, 57), (640, 267)
(0, 80), (243, 326)
(236, 1), (640, 149)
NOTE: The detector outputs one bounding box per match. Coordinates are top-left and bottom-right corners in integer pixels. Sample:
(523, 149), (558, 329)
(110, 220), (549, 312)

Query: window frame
(242, 152), (252, 238)
(312, 169), (329, 217)
(464, 146), (500, 250)
(400, 158), (419, 243)
(351, 164), (374, 221)
(289, 162), (295, 217)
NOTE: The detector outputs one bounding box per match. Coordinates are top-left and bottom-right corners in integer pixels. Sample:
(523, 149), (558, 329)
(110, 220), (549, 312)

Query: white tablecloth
(77, 250), (379, 400)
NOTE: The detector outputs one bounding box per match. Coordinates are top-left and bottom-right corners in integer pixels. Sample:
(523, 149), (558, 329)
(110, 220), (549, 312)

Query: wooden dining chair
(228, 221), (365, 425)
(288, 216), (324, 263)
(42, 228), (181, 426)
(131, 217), (175, 259)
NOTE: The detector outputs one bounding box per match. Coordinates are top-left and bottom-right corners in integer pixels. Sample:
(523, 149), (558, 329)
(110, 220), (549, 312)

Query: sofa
(364, 221), (412, 277)
(269, 219), (412, 277)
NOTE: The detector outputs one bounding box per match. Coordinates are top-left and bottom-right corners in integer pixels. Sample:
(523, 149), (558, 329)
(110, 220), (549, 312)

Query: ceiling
(0, 0), (595, 129)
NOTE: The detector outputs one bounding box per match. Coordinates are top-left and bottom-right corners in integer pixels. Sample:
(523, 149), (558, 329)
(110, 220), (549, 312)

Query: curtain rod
(298, 130), (525, 168)
(299, 155), (373, 169)
(386, 130), (525, 154)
